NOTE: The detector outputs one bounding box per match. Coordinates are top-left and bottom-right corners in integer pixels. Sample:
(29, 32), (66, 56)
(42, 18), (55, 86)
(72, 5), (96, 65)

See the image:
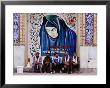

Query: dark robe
(39, 15), (76, 56)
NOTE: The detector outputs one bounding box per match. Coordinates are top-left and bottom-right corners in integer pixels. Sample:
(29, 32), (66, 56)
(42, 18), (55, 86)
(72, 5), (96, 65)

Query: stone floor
(14, 68), (97, 75)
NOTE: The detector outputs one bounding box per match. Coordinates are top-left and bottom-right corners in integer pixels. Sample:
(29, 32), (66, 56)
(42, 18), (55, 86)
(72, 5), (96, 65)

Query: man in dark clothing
(52, 53), (61, 73)
(42, 52), (52, 73)
(62, 52), (70, 73)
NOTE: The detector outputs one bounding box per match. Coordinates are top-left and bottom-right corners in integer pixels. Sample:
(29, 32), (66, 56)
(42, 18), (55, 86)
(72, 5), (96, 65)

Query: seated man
(68, 53), (79, 73)
(68, 55), (74, 74)
(59, 56), (64, 73)
(62, 52), (69, 73)
(33, 52), (43, 73)
(72, 54), (80, 72)
(42, 52), (52, 73)
(52, 53), (60, 73)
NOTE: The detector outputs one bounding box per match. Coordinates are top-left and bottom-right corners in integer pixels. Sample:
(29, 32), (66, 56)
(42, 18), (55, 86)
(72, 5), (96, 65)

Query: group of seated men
(32, 52), (79, 74)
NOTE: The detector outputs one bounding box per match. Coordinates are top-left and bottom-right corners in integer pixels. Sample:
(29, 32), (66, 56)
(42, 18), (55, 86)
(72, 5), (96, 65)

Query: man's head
(54, 52), (58, 58)
(64, 51), (68, 56)
(74, 53), (76, 56)
(46, 53), (49, 56)
(74, 53), (77, 58)
(46, 51), (50, 57)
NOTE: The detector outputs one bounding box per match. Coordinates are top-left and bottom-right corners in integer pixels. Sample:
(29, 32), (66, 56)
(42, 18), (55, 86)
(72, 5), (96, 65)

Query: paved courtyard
(14, 68), (97, 75)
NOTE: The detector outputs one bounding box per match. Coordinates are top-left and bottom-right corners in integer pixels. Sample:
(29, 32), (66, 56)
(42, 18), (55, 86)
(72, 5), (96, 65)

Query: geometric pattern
(13, 13), (20, 45)
(19, 13), (26, 45)
(85, 13), (94, 46)
(93, 13), (97, 46)
(79, 13), (97, 46)
(28, 13), (42, 57)
(13, 13), (26, 45)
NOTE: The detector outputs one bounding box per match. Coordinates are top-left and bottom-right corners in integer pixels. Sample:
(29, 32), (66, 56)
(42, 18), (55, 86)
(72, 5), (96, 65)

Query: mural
(39, 15), (76, 56)
(13, 13), (97, 59)
(28, 13), (77, 58)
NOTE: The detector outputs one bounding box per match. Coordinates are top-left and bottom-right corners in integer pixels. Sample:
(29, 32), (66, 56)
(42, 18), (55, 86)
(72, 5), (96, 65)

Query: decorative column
(79, 13), (84, 46)
(20, 14), (26, 45)
(76, 13), (80, 57)
(85, 13), (94, 46)
(82, 13), (86, 46)
(93, 13), (97, 46)
(20, 13), (28, 66)
(13, 13), (20, 45)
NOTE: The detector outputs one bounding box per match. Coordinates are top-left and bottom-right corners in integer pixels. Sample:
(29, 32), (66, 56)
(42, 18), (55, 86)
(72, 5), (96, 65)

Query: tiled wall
(13, 13), (97, 66)
(13, 13), (26, 45)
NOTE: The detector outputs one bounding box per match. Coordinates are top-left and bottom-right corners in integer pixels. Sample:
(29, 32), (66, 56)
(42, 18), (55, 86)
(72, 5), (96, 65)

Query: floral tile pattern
(13, 13), (20, 44)
(85, 13), (94, 45)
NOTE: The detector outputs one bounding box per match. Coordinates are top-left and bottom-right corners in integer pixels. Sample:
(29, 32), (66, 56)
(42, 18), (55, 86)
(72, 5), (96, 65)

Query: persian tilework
(82, 13), (86, 46)
(93, 14), (97, 46)
(79, 13), (97, 46)
(19, 14), (26, 45)
(13, 13), (20, 45)
(85, 13), (94, 46)
(13, 13), (26, 45)
(28, 13), (43, 58)
(79, 13), (85, 46)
